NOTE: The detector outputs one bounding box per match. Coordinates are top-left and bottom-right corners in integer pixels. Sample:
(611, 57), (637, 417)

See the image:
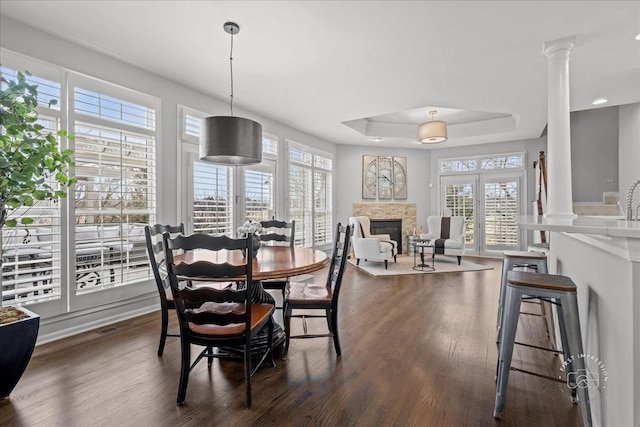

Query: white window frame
(286, 139), (333, 249)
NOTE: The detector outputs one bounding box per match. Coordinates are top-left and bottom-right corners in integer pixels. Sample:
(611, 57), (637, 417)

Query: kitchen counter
(517, 214), (640, 239)
(517, 215), (640, 427)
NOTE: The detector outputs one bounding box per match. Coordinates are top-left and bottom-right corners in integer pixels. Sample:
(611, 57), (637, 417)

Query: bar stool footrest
(509, 366), (565, 383)
(514, 340), (561, 354)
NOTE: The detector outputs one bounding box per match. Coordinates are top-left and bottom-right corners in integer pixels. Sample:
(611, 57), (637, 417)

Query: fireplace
(370, 219), (403, 254)
(352, 203), (416, 256)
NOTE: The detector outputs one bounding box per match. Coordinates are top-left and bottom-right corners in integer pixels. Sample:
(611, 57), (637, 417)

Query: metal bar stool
(497, 251), (550, 346)
(494, 270), (592, 426)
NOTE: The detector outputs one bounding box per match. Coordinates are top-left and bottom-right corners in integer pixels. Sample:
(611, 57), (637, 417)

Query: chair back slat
(175, 285), (245, 304)
(260, 219), (295, 247)
(172, 260), (248, 281)
(259, 233), (290, 243)
(168, 233), (247, 252)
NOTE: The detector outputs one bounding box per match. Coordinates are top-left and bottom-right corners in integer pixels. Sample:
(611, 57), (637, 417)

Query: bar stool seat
(494, 271), (592, 426)
(497, 251), (549, 342)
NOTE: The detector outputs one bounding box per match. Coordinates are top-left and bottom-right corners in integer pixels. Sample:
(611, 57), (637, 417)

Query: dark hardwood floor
(0, 256), (581, 426)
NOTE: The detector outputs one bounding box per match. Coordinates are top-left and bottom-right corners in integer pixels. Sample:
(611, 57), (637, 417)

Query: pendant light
(418, 110), (448, 144)
(200, 22), (262, 165)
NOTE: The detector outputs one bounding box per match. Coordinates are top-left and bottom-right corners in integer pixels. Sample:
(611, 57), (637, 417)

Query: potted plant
(0, 70), (75, 398)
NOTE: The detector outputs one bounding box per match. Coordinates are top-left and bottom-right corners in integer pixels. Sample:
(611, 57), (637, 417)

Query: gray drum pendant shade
(199, 21), (263, 166)
(200, 116), (262, 165)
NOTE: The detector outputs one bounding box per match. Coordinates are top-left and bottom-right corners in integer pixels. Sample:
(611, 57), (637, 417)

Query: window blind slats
(444, 183), (475, 244)
(244, 169), (273, 223)
(484, 182), (518, 247)
(193, 162), (233, 236)
(73, 117), (156, 291)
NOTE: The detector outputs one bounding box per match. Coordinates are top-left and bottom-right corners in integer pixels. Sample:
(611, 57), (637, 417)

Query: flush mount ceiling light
(418, 110), (447, 144)
(200, 22), (262, 165)
(636, 33), (640, 40)
(592, 98), (608, 105)
(373, 137), (384, 142)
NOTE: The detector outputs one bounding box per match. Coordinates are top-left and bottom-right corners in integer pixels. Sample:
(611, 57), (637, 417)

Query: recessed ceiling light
(636, 33), (640, 40)
(373, 137), (383, 142)
(592, 98), (608, 105)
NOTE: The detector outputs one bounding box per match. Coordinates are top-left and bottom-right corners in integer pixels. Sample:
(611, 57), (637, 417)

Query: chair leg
(494, 286), (522, 418)
(330, 308), (341, 356)
(267, 317), (275, 367)
(384, 259), (388, 269)
(245, 335), (252, 409)
(207, 346), (214, 368)
(325, 308), (332, 332)
(158, 307), (169, 356)
(282, 303), (292, 359)
(177, 337), (191, 406)
(561, 295), (592, 426)
(457, 256), (461, 265)
(394, 255), (397, 263)
(356, 258), (360, 266)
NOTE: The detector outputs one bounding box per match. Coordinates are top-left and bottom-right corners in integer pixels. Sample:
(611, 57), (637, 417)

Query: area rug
(348, 254), (492, 277)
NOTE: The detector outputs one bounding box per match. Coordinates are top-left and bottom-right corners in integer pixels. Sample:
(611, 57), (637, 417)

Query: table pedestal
(216, 281), (285, 359)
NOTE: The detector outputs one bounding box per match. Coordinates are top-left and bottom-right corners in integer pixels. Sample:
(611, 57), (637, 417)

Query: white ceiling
(1, 1), (638, 149)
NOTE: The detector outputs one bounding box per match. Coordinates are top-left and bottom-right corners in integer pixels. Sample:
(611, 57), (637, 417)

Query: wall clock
(362, 155), (378, 199)
(362, 155), (408, 200)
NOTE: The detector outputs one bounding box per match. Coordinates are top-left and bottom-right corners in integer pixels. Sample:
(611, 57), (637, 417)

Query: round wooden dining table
(173, 246), (329, 282)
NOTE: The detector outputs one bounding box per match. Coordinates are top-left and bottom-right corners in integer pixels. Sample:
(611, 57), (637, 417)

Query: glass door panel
(481, 174), (521, 252)
(440, 176), (477, 252)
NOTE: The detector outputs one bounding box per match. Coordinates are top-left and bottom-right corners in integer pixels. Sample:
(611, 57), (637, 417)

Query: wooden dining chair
(163, 233), (275, 408)
(144, 223), (185, 356)
(259, 219), (295, 308)
(282, 222), (351, 358)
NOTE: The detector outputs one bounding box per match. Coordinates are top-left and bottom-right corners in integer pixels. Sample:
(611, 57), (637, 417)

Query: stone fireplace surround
(352, 203), (417, 255)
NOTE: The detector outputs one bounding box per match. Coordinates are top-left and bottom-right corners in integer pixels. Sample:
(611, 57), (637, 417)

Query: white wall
(619, 103), (640, 207)
(570, 106), (619, 202)
(334, 145), (431, 230)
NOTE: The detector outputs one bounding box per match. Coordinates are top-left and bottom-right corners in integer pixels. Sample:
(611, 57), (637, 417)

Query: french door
(441, 172), (523, 255)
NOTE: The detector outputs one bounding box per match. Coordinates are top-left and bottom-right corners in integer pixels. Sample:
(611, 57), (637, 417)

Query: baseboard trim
(37, 299), (160, 345)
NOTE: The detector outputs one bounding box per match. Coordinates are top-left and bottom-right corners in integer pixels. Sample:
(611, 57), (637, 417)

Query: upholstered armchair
(419, 216), (465, 265)
(348, 216), (398, 269)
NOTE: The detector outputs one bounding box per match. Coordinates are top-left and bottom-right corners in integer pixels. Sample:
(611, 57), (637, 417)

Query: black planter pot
(0, 307), (39, 399)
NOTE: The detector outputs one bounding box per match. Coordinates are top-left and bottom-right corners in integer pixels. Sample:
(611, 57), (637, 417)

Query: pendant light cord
(229, 29), (235, 116)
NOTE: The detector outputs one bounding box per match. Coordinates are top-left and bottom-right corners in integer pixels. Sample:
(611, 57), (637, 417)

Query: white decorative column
(543, 36), (577, 219)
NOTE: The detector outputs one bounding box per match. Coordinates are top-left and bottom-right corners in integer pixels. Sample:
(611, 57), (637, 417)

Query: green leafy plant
(0, 70), (75, 230)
